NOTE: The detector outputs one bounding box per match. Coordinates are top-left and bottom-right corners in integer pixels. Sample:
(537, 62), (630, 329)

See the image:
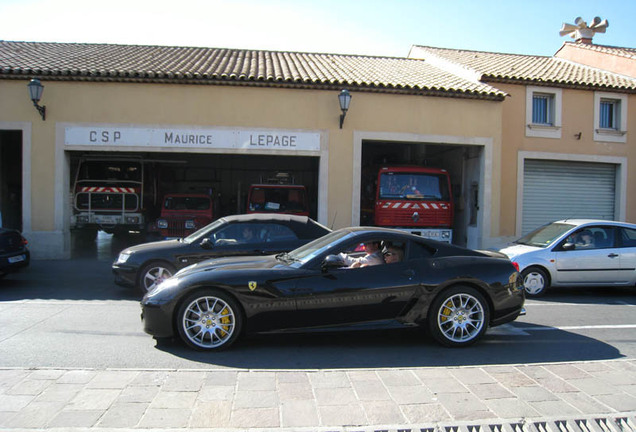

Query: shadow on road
(0, 256), (139, 302)
(0, 231), (155, 301)
(152, 322), (624, 369)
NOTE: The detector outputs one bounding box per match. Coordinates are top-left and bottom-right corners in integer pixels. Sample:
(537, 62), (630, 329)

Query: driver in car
(339, 241), (384, 268)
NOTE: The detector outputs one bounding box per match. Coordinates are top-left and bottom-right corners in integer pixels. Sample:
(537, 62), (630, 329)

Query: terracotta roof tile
(412, 45), (636, 92)
(0, 41), (505, 100)
(561, 41), (636, 60)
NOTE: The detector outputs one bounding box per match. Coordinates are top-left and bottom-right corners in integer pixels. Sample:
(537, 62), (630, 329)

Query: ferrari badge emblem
(248, 281), (257, 291)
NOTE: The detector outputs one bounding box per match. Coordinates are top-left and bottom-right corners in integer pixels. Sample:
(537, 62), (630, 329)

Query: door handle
(608, 253), (619, 258)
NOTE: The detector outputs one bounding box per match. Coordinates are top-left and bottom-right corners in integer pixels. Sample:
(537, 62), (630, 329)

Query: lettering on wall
(65, 127), (320, 152)
(89, 130), (122, 143)
(164, 132), (214, 145)
(249, 134), (297, 147)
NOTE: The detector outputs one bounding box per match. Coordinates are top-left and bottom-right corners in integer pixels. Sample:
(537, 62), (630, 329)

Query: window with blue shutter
(532, 93), (554, 125)
(599, 99), (619, 130)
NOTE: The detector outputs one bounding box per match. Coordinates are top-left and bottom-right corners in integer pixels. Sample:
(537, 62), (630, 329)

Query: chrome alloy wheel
(436, 293), (485, 343)
(181, 296), (236, 349)
(142, 265), (173, 292)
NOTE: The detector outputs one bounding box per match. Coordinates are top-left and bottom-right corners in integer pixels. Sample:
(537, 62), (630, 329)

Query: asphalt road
(1, 244), (635, 370)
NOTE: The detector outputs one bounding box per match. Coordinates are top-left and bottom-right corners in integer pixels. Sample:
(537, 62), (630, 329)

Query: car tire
(521, 267), (549, 297)
(176, 289), (243, 351)
(138, 262), (176, 294)
(428, 285), (490, 348)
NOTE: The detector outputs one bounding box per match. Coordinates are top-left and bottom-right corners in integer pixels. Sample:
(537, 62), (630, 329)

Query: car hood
(175, 254), (284, 277)
(498, 243), (542, 259)
(125, 239), (184, 255)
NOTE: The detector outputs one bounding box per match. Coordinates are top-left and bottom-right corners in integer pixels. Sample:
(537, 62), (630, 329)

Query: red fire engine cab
(155, 193), (214, 239)
(247, 173), (309, 216)
(374, 166), (454, 242)
(71, 157), (148, 236)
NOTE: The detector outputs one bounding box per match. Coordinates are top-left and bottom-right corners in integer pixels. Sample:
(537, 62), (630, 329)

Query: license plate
(422, 231), (441, 238)
(8, 254), (25, 264)
(97, 216), (116, 224)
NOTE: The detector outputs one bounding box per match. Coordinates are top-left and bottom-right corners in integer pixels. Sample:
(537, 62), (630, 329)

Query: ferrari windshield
(287, 230), (356, 265)
(515, 222), (576, 248)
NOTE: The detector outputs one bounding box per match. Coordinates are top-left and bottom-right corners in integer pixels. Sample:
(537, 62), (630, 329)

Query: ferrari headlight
(116, 252), (131, 264)
(145, 276), (180, 298)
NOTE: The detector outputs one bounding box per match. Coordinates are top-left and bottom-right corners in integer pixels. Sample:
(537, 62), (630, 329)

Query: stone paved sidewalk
(1, 359), (636, 430)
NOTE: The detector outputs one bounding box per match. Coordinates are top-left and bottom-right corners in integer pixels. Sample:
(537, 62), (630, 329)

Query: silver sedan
(499, 219), (636, 297)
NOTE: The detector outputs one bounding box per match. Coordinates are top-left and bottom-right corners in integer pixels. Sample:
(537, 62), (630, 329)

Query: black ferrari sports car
(141, 227), (525, 349)
(113, 214), (330, 293)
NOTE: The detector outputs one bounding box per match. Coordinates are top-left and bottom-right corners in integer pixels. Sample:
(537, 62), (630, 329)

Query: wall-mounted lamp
(338, 89), (352, 129)
(27, 78), (46, 121)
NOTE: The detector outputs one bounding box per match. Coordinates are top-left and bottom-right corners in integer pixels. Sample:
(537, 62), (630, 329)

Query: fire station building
(0, 40), (635, 259)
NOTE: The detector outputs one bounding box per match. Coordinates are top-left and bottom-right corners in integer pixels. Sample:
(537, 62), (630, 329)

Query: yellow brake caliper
(219, 307), (231, 337)
(441, 300), (453, 322)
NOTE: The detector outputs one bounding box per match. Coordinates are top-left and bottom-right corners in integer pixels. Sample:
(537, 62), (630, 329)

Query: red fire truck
(374, 166), (454, 242)
(155, 193), (214, 238)
(247, 173), (309, 216)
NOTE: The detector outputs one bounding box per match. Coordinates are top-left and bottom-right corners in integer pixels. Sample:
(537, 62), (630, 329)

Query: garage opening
(68, 151), (319, 257)
(0, 131), (22, 231)
(522, 159), (617, 235)
(360, 140), (483, 248)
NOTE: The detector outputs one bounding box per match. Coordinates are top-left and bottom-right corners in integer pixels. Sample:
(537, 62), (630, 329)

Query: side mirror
(321, 254), (345, 272)
(200, 238), (213, 249)
(561, 242), (575, 251)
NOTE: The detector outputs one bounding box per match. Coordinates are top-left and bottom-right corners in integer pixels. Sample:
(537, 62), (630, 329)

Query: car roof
(551, 219), (636, 228)
(219, 214), (330, 238)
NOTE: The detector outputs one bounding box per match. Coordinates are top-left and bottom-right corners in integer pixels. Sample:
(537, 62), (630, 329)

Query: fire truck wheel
(139, 262), (176, 294)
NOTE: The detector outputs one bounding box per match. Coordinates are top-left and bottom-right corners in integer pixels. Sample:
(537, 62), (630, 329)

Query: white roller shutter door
(522, 159), (616, 234)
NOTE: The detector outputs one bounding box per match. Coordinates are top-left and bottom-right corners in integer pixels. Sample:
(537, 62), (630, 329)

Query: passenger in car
(383, 246), (404, 264)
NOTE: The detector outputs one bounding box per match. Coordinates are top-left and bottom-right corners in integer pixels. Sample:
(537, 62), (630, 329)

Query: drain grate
(331, 415), (636, 432)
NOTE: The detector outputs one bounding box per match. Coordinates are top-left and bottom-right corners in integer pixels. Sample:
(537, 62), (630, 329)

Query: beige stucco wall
(498, 82), (635, 239)
(555, 44), (636, 78)
(0, 78), (503, 258)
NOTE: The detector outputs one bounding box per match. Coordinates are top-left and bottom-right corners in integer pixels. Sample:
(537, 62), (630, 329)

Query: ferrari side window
(407, 242), (435, 259)
(338, 240), (384, 268)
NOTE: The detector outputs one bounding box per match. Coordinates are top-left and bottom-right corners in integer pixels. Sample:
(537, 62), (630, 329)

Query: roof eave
(481, 75), (636, 94)
(0, 71), (506, 101)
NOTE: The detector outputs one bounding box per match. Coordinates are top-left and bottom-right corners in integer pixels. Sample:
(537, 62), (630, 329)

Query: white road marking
(520, 324), (636, 331)
(524, 301), (635, 307)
